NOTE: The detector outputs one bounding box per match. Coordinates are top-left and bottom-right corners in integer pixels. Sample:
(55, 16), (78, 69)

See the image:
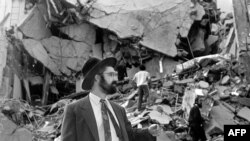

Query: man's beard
(99, 75), (117, 95)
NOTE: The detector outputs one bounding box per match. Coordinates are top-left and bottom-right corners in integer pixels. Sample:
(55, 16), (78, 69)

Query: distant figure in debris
(116, 60), (128, 81)
(61, 57), (160, 141)
(188, 96), (207, 141)
(133, 65), (151, 111)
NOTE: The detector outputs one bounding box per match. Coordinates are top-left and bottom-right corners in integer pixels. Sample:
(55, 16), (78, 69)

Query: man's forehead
(104, 66), (115, 72)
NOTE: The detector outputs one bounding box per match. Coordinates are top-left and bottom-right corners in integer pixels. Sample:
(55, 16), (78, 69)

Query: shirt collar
(89, 92), (108, 105)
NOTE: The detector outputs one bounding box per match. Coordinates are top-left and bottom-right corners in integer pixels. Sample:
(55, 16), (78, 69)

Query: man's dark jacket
(188, 104), (206, 141)
(61, 96), (155, 141)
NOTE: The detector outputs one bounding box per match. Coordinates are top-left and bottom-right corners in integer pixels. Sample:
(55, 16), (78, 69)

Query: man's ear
(95, 74), (100, 82)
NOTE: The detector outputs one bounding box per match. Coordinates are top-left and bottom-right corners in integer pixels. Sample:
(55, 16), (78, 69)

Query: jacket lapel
(110, 102), (129, 141)
(80, 96), (99, 141)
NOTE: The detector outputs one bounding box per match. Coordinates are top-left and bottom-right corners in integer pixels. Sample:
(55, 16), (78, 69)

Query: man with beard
(61, 57), (160, 141)
(188, 96), (207, 141)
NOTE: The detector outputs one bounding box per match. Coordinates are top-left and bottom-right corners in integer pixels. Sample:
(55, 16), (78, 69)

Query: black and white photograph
(1, 0), (250, 141)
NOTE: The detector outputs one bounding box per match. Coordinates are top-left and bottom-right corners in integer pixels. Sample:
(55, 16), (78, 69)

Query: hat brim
(82, 57), (117, 90)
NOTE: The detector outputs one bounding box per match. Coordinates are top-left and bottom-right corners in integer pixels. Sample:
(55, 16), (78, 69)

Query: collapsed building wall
(1, 0), (236, 104)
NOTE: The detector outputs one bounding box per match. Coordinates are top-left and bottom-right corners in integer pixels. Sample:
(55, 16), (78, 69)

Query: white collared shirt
(89, 93), (120, 141)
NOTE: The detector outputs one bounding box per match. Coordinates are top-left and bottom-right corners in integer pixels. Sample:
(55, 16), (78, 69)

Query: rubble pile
(1, 52), (250, 141)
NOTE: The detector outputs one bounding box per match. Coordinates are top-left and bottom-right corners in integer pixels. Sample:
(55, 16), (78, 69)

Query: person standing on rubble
(188, 96), (207, 141)
(61, 57), (160, 141)
(133, 65), (151, 111)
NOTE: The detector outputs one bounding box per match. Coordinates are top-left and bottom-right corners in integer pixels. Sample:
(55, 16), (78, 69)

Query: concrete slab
(0, 113), (32, 141)
(41, 36), (93, 75)
(89, 0), (193, 57)
(237, 107), (250, 122)
(59, 23), (96, 44)
(208, 103), (236, 133)
(19, 7), (51, 40)
(22, 39), (61, 75)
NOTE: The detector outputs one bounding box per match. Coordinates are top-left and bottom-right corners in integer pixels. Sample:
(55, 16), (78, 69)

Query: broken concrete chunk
(200, 97), (214, 117)
(206, 35), (219, 47)
(189, 1), (205, 21)
(174, 85), (184, 94)
(231, 87), (240, 96)
(176, 60), (196, 73)
(198, 81), (209, 89)
(22, 39), (61, 75)
(130, 113), (149, 127)
(149, 105), (173, 115)
(148, 110), (172, 125)
(0, 113), (32, 141)
(233, 76), (241, 84)
(195, 88), (205, 96)
(209, 103), (236, 131)
(175, 78), (194, 84)
(215, 86), (231, 99)
(19, 7), (51, 40)
(163, 81), (174, 87)
(211, 23), (220, 34)
(221, 75), (230, 85)
(41, 36), (93, 75)
(237, 107), (250, 122)
(50, 86), (59, 95)
(0, 113), (18, 135)
(157, 131), (173, 141)
(206, 118), (224, 136)
(216, 86), (229, 95)
(59, 23), (96, 44)
(0, 128), (33, 141)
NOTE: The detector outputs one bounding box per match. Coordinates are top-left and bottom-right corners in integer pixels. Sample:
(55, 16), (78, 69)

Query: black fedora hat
(81, 57), (117, 90)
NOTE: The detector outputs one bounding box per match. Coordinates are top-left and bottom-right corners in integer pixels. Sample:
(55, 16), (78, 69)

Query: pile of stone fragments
(1, 52), (250, 141)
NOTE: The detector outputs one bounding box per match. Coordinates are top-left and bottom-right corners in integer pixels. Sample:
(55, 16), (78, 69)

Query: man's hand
(148, 124), (161, 136)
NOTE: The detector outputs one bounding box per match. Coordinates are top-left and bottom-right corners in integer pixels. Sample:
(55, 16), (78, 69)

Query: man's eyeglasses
(99, 72), (118, 77)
